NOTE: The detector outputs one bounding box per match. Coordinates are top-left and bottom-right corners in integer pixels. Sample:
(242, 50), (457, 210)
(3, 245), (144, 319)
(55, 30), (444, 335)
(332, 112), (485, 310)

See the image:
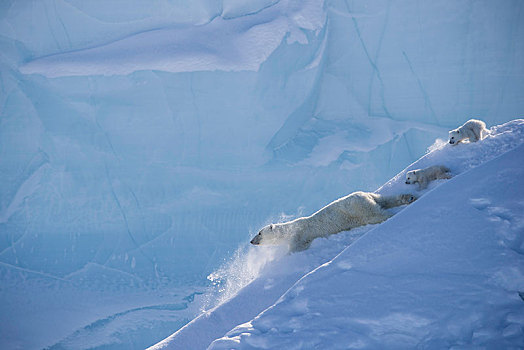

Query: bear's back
(337, 192), (376, 214)
(463, 119), (486, 130)
(423, 165), (447, 176)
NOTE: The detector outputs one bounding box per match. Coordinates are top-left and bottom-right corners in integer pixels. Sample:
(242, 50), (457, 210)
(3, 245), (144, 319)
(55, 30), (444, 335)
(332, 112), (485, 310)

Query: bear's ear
(270, 224), (274, 230)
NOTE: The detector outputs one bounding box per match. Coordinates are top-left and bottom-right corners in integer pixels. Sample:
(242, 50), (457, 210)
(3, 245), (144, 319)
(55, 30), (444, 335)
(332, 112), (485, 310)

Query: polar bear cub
(405, 165), (452, 190)
(449, 119), (487, 145)
(251, 191), (417, 251)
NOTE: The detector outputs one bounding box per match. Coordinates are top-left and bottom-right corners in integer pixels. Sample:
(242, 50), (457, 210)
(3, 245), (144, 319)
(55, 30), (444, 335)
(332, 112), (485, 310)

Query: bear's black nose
(250, 234), (261, 245)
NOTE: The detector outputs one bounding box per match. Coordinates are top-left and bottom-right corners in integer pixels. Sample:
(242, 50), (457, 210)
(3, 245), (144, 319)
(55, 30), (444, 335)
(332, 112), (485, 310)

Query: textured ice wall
(1, 0), (523, 288)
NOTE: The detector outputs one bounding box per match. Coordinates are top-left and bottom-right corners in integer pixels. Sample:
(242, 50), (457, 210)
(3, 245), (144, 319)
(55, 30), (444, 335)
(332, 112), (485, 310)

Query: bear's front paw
(288, 235), (312, 253)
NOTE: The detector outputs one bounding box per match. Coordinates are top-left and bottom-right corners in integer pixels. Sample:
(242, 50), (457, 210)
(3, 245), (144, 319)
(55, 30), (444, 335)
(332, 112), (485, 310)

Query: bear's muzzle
(250, 233), (262, 245)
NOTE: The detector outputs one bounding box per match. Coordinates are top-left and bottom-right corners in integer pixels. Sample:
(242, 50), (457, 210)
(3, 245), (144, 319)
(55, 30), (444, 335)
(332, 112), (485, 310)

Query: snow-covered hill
(152, 119), (524, 349)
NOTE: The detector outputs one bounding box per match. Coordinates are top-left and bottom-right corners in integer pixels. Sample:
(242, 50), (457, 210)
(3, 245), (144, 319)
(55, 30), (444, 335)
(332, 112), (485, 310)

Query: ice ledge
(19, 0), (325, 78)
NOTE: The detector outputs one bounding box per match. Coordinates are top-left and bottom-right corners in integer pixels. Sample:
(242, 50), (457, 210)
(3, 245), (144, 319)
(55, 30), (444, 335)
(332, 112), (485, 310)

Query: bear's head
(448, 129), (463, 145)
(405, 170), (419, 184)
(250, 223), (287, 245)
(398, 193), (418, 205)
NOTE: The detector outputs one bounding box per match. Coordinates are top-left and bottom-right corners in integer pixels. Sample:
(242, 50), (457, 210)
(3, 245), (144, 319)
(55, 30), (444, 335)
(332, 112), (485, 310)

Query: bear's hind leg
(367, 208), (392, 225)
(470, 128), (481, 142)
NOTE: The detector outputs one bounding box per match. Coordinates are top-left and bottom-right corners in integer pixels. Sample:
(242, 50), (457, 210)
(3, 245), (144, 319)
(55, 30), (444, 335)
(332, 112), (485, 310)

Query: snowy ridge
(378, 119), (524, 196)
(152, 119), (524, 349)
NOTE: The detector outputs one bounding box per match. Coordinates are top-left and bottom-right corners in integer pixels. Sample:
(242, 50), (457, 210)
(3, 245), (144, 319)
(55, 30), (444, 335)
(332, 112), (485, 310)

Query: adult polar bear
(251, 192), (417, 251)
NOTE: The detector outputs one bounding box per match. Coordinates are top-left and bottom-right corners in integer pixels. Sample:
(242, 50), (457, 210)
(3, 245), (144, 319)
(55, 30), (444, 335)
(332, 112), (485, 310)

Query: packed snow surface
(152, 120), (524, 349)
(1, 0), (524, 348)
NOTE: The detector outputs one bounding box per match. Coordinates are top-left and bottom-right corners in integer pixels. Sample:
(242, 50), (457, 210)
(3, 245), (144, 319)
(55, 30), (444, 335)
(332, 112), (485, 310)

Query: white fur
(251, 192), (416, 251)
(405, 165), (452, 190)
(449, 119), (488, 145)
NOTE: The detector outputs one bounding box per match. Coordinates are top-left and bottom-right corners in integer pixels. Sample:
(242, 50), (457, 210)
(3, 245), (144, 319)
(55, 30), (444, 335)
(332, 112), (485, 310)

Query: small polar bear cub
(251, 191), (417, 252)
(405, 165), (452, 190)
(449, 119), (488, 145)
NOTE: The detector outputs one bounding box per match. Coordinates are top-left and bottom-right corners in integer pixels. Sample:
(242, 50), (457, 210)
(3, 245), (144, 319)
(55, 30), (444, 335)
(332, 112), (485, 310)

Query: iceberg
(0, 0), (523, 348)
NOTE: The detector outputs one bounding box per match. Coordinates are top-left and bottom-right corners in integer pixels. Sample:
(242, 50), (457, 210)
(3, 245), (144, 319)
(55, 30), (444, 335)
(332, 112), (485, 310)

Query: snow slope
(152, 119), (524, 349)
